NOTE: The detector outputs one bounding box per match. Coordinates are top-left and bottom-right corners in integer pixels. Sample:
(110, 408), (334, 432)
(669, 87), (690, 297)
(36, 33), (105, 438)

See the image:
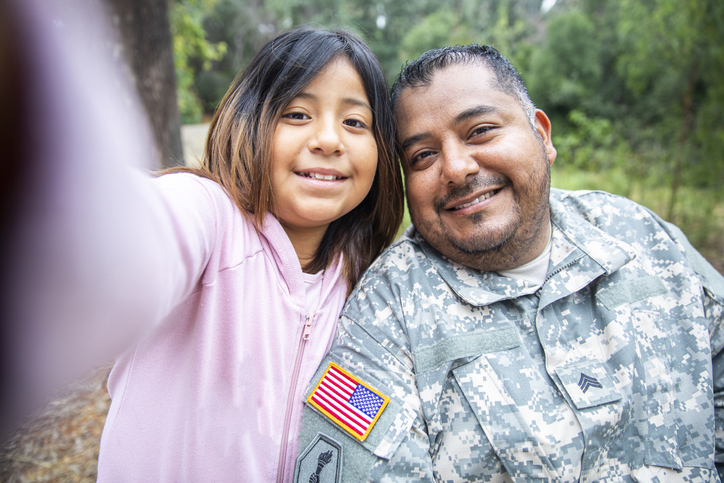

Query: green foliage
(613, 0), (724, 220)
(527, 0), (723, 217)
(399, 7), (473, 61)
(170, 0), (227, 123)
(553, 109), (629, 172)
(479, 0), (532, 63)
(526, 10), (600, 115)
(166, 0), (723, 264)
(617, 0), (700, 96)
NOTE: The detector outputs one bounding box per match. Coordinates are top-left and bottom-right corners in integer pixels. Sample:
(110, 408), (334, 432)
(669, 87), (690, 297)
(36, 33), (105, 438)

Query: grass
(551, 165), (724, 273)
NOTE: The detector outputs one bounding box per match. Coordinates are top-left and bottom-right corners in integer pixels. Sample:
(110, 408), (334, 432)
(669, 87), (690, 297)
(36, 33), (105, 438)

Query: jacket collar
(260, 212), (346, 310)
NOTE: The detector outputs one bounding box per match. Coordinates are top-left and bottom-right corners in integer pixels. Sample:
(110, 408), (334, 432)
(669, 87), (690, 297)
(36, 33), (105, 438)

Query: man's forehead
(393, 63), (512, 130)
(408, 60), (495, 87)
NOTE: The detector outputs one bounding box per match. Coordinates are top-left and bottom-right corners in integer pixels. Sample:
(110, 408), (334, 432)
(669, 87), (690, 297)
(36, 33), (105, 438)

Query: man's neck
(497, 223), (553, 286)
(457, 214), (553, 273)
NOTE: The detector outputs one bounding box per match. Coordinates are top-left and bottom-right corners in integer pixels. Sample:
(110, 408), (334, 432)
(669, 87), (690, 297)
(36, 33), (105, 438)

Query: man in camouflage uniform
(293, 44), (724, 482)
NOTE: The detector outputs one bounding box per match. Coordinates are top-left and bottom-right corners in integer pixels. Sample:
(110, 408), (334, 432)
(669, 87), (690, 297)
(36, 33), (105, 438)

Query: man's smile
(451, 188), (502, 211)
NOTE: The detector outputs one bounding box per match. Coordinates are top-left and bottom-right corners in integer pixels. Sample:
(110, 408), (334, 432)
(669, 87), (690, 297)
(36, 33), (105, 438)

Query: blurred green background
(172, 0), (724, 269)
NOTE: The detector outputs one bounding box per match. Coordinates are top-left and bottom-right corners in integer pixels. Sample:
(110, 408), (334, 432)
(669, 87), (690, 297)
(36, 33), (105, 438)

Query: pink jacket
(97, 173), (347, 482)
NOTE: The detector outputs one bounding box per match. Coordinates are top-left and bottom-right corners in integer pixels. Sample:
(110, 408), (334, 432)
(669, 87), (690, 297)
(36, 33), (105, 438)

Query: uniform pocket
(452, 355), (561, 481)
(555, 360), (622, 410)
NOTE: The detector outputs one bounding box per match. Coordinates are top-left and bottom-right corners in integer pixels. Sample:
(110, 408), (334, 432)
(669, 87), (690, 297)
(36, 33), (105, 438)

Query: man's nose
(308, 118), (344, 155)
(441, 145), (479, 185)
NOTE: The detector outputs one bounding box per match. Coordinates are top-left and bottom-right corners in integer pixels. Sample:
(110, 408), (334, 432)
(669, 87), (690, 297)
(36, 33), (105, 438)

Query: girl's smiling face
(270, 57), (378, 256)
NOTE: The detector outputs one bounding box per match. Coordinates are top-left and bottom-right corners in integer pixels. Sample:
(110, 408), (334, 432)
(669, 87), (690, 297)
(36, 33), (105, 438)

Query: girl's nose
(308, 119), (344, 155)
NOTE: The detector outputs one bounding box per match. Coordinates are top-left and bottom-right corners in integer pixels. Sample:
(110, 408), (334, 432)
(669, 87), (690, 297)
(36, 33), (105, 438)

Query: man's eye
(470, 126), (493, 138)
(410, 150), (434, 166)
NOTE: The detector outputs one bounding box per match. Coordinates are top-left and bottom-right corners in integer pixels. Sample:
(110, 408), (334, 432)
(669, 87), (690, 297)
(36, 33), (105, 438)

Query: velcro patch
(596, 276), (667, 310)
(307, 362), (390, 442)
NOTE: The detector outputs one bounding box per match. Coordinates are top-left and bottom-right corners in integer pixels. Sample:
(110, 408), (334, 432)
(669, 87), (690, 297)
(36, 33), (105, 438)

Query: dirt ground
(0, 365), (112, 482)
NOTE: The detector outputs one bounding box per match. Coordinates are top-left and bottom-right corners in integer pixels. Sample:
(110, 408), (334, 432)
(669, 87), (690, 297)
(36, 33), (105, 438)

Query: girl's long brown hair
(172, 27), (403, 294)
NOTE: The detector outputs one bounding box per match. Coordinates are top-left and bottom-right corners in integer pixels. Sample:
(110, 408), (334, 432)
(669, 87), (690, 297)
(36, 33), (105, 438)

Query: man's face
(395, 62), (557, 272)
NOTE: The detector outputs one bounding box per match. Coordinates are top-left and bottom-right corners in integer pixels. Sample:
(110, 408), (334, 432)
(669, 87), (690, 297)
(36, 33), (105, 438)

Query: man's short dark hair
(390, 44), (536, 124)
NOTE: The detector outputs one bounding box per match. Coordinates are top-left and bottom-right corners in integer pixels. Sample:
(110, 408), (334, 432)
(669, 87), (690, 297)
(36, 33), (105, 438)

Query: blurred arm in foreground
(0, 0), (173, 437)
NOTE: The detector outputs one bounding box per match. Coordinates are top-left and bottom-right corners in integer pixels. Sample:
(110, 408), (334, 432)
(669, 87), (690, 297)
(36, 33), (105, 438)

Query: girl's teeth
(302, 172), (339, 180)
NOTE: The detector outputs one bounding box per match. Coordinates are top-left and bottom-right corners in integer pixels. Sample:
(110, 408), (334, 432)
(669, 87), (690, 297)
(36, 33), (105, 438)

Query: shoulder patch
(294, 433), (342, 483)
(307, 362), (390, 442)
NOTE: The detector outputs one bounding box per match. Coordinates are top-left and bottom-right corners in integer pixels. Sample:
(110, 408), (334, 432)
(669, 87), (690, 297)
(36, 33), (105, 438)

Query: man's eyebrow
(400, 132), (431, 153)
(454, 105), (498, 125)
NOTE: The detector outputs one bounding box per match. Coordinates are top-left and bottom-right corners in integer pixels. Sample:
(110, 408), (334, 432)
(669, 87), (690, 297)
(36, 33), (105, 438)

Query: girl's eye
(343, 119), (368, 129)
(283, 112), (309, 121)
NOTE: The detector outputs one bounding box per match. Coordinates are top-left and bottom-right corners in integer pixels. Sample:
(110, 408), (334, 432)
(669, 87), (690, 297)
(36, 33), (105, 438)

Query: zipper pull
(303, 313), (313, 341)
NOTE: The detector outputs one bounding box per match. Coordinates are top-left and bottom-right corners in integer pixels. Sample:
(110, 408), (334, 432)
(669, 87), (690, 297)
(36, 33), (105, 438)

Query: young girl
(96, 28), (404, 481)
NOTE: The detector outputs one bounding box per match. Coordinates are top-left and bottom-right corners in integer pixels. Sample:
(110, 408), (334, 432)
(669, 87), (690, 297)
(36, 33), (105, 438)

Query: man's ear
(534, 109), (557, 167)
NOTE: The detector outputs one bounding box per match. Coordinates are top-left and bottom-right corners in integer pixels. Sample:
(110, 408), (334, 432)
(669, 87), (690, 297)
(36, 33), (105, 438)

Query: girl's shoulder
(153, 172), (275, 275)
(152, 172), (250, 226)
(151, 171), (254, 239)
(154, 172), (229, 206)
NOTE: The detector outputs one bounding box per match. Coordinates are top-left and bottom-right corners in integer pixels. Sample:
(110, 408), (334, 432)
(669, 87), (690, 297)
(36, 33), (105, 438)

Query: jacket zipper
(277, 312), (314, 483)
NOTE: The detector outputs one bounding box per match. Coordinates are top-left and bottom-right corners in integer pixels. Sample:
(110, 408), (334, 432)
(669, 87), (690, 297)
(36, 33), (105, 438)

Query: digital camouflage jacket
(295, 189), (724, 483)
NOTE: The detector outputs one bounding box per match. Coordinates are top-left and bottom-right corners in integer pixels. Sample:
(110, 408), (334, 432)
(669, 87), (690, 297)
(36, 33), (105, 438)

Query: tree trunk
(105, 0), (184, 168)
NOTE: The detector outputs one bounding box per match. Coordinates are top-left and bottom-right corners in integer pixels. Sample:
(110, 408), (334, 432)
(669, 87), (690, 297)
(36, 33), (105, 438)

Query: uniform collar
(409, 192), (634, 307)
(547, 191), (633, 279)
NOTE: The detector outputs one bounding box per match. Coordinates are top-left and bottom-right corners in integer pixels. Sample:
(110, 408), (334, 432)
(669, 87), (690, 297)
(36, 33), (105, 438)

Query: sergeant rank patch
(307, 362), (389, 441)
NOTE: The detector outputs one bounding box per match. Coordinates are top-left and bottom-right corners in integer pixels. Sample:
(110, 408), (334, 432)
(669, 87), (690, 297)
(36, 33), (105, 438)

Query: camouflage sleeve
(295, 313), (435, 482)
(656, 214), (724, 477)
(705, 274), (724, 479)
(709, 290), (724, 480)
(636, 206), (724, 476)
(369, 418), (435, 482)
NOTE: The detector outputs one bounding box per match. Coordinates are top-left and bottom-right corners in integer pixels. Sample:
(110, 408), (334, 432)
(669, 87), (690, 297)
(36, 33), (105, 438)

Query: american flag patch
(307, 362), (390, 442)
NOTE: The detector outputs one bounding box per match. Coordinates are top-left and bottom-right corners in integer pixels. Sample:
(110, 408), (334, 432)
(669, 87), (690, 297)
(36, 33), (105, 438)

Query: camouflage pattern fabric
(297, 189), (724, 482)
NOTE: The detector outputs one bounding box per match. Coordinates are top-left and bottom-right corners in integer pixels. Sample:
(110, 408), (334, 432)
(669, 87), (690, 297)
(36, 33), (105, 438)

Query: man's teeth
(454, 190), (497, 210)
(301, 172), (340, 180)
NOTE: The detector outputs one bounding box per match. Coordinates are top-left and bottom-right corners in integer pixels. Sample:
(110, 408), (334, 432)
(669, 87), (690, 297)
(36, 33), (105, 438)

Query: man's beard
(411, 156), (551, 272)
